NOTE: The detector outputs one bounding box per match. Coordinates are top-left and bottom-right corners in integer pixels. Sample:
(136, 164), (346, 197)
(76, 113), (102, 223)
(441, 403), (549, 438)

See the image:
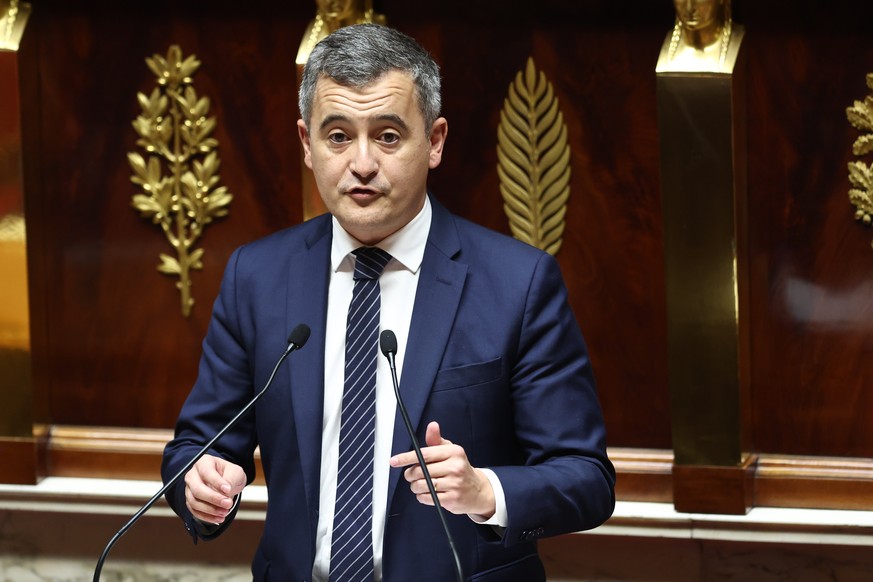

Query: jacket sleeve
(491, 251), (616, 546)
(161, 247), (260, 541)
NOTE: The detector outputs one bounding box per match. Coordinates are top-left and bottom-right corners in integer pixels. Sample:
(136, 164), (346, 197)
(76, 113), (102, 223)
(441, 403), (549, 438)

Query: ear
(427, 117), (448, 170)
(297, 119), (313, 169)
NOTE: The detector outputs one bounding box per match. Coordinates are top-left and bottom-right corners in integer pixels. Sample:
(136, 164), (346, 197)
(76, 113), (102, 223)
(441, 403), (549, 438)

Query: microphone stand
(92, 324), (311, 581)
(380, 330), (464, 582)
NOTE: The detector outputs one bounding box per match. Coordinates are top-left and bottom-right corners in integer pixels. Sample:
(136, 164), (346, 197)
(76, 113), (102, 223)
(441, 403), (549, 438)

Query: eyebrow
(318, 113), (410, 133)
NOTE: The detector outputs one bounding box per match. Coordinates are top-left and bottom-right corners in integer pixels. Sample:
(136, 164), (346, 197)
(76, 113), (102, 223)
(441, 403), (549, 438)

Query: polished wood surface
(673, 457), (756, 515)
(44, 425), (266, 485)
(0, 438), (41, 485)
(742, 4), (873, 458)
(21, 1), (309, 428)
(380, 1), (675, 450)
(21, 0), (675, 446)
(9, 0), (873, 509)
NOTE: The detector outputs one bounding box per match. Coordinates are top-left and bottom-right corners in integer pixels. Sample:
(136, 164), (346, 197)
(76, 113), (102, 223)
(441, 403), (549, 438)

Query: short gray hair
(298, 23), (442, 131)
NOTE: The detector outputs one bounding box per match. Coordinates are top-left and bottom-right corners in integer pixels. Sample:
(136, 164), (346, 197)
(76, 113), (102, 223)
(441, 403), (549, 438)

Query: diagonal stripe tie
(330, 246), (392, 582)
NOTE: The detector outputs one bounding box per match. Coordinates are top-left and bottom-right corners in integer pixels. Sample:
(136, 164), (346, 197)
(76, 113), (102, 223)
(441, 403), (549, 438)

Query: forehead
(311, 71), (422, 122)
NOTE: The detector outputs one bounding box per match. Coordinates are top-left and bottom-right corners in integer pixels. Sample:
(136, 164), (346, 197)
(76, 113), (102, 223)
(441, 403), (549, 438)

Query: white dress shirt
(312, 198), (429, 581)
(312, 197), (507, 581)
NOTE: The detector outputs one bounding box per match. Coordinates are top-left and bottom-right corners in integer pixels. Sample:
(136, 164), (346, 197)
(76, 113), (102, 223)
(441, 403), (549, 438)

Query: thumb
(215, 458), (247, 496)
(425, 421), (451, 447)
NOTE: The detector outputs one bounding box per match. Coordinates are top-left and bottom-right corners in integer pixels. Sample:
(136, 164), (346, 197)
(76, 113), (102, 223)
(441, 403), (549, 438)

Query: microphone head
(287, 324), (311, 349)
(379, 329), (397, 356)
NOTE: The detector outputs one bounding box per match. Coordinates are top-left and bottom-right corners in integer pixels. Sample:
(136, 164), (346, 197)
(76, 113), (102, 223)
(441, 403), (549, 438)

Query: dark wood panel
(25, 1), (311, 428)
(44, 425), (266, 485)
(755, 455), (873, 510)
(22, 0), (676, 448)
(0, 437), (42, 485)
(741, 3), (873, 457)
(19, 0), (873, 470)
(388, 3), (675, 449)
(34, 428), (873, 512)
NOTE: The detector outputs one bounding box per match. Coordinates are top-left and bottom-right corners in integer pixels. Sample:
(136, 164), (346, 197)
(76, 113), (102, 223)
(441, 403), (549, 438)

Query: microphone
(93, 324), (311, 582)
(380, 329), (464, 582)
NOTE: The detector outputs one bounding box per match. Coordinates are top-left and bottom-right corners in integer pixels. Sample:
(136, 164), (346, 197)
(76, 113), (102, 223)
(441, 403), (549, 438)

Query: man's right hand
(184, 454), (247, 525)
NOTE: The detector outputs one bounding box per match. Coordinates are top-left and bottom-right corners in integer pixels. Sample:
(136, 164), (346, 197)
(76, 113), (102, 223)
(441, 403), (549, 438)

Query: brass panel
(657, 27), (748, 467)
(0, 1), (32, 440)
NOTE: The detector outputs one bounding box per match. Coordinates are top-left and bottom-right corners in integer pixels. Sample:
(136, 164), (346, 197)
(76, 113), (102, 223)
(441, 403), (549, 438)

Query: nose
(350, 140), (378, 179)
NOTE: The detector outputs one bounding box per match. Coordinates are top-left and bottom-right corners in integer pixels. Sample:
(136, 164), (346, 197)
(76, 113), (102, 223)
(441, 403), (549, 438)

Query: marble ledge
(2, 477), (873, 547)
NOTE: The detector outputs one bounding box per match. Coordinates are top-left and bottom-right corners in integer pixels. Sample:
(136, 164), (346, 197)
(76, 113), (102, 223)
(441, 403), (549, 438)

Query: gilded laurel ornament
(497, 57), (571, 256)
(847, 73), (873, 242)
(129, 45), (232, 317)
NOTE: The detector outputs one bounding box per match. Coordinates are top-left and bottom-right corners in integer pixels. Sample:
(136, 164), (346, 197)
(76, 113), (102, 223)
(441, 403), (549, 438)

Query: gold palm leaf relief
(497, 57), (571, 256)
(129, 45), (233, 317)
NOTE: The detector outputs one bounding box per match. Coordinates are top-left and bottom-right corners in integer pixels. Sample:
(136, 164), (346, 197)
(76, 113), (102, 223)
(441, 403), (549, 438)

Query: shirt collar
(330, 195), (432, 274)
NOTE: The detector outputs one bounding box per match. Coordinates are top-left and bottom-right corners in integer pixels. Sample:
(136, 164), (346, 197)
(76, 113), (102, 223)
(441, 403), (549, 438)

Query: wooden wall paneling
(741, 2), (873, 459)
(24, 1), (310, 430)
(43, 425), (266, 485)
(20, 0), (679, 445)
(388, 1), (676, 450)
(10, 0), (873, 514)
(755, 455), (873, 510)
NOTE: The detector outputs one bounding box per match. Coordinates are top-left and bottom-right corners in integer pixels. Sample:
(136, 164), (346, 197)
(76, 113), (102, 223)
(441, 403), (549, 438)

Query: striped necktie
(330, 246), (392, 582)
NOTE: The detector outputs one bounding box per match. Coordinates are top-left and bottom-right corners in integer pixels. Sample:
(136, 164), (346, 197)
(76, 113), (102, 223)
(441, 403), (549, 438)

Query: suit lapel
(286, 217), (332, 540)
(387, 198), (467, 506)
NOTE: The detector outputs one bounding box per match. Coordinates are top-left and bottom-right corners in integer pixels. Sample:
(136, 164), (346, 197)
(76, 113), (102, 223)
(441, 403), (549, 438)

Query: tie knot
(352, 247), (392, 280)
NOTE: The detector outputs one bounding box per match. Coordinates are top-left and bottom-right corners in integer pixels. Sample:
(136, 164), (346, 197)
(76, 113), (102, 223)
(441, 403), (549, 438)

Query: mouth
(344, 187), (383, 202)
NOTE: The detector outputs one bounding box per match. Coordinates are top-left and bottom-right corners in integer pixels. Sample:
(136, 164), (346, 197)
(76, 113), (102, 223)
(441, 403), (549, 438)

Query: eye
(328, 132), (349, 144)
(378, 132), (400, 145)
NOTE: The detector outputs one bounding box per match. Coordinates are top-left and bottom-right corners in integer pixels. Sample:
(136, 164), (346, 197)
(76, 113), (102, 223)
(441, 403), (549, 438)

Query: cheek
(389, 156), (427, 190)
(310, 152), (343, 183)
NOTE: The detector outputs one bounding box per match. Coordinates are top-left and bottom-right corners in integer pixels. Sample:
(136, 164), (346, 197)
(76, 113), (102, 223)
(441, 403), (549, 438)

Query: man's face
(673, 0), (722, 30)
(298, 70), (447, 245)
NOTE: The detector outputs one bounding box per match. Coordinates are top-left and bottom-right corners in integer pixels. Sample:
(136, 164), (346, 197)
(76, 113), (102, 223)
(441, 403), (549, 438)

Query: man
(162, 23), (615, 582)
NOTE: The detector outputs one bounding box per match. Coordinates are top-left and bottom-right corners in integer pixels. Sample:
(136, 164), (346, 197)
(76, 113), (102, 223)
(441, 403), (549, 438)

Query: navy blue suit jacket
(162, 196), (615, 581)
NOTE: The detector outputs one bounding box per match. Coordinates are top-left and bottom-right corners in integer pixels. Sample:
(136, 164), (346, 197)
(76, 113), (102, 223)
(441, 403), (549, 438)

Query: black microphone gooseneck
(379, 329), (464, 582)
(93, 323), (312, 582)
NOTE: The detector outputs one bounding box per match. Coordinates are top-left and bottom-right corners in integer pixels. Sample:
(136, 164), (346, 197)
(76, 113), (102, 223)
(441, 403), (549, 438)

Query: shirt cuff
(468, 468), (508, 527)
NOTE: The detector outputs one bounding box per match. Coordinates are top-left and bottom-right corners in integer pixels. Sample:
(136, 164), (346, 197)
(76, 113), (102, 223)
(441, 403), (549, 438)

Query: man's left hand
(389, 421), (496, 519)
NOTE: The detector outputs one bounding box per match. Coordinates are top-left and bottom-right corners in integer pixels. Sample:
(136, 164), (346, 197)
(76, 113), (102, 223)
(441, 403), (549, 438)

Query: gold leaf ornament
(497, 57), (571, 256)
(847, 73), (873, 231)
(129, 45), (233, 316)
